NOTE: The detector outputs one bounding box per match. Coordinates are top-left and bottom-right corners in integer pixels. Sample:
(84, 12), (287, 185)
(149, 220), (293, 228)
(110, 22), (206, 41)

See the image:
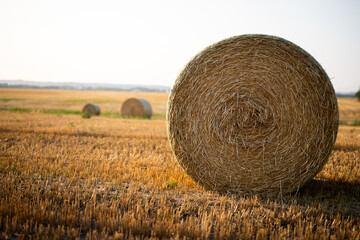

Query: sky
(0, 0), (359, 93)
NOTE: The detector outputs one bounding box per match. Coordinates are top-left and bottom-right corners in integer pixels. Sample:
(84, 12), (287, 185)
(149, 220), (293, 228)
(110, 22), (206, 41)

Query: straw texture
(167, 34), (339, 195)
(121, 98), (152, 119)
(82, 103), (100, 116)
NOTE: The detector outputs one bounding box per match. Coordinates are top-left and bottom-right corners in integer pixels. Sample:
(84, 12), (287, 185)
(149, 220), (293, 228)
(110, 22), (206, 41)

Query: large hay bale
(121, 98), (152, 118)
(167, 34), (339, 195)
(82, 103), (100, 116)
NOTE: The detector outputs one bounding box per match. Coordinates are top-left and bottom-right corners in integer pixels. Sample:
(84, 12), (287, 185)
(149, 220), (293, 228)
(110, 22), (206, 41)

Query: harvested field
(0, 89), (359, 239)
(0, 89), (168, 115)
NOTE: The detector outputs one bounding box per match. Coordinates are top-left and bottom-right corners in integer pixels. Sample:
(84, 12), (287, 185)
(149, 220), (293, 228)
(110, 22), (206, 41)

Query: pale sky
(0, 0), (359, 92)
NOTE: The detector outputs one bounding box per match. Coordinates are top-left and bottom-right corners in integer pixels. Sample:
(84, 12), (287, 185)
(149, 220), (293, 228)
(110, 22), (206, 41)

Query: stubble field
(0, 89), (359, 239)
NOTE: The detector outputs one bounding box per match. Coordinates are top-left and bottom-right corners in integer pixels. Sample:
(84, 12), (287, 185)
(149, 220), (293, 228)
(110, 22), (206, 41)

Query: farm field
(0, 88), (360, 239)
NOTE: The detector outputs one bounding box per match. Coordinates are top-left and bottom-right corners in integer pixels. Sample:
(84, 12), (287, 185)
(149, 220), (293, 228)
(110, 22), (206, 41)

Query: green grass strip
(0, 107), (33, 112)
(0, 98), (25, 102)
(39, 109), (82, 115)
(0, 107), (164, 120)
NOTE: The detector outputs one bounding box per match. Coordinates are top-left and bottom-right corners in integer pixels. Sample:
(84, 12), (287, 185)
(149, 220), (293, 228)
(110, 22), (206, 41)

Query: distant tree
(357, 90), (360, 101)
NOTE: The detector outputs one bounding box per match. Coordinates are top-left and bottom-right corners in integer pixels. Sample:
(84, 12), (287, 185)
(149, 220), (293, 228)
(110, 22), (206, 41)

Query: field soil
(0, 89), (359, 239)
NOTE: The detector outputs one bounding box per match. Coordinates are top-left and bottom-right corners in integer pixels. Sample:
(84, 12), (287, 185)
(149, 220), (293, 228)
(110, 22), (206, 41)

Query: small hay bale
(167, 34), (339, 195)
(121, 98), (152, 118)
(82, 103), (101, 116)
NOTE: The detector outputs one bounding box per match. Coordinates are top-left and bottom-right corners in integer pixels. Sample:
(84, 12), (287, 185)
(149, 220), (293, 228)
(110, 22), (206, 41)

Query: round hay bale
(82, 103), (100, 116)
(121, 98), (152, 119)
(167, 34), (339, 195)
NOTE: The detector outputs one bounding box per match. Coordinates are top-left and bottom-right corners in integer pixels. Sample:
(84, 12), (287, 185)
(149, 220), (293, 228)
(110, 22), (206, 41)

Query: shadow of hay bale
(294, 179), (360, 218)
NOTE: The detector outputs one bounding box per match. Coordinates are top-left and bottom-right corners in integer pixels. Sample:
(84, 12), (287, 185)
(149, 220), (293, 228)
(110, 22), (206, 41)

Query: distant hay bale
(167, 34), (339, 195)
(82, 103), (100, 116)
(121, 98), (152, 119)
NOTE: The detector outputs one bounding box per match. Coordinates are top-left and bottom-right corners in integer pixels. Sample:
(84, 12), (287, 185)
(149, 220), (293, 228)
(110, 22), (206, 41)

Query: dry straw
(167, 34), (339, 195)
(82, 103), (101, 116)
(121, 98), (152, 119)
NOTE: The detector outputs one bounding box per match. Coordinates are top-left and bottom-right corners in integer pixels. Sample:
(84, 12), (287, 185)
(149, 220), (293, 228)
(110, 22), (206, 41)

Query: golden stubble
(0, 89), (359, 239)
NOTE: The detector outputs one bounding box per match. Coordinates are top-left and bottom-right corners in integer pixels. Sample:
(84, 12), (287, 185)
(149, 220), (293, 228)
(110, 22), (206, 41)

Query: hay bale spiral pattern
(167, 35), (339, 195)
(121, 98), (152, 119)
(82, 103), (100, 116)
